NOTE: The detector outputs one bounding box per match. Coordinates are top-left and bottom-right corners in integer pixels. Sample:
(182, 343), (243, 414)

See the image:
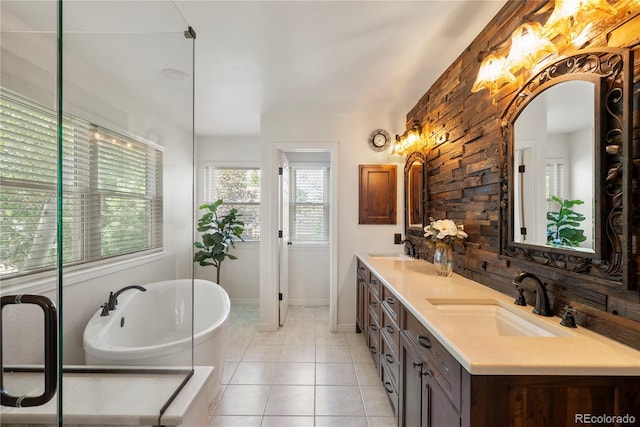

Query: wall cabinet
(358, 164), (397, 224)
(355, 258), (640, 427)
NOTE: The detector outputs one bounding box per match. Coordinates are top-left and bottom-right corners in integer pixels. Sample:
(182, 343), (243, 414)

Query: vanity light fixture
(471, 0), (618, 95)
(505, 22), (557, 71)
(543, 0), (617, 42)
(391, 120), (423, 157)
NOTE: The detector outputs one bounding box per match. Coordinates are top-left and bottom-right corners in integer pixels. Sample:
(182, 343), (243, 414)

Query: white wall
(260, 113), (407, 331)
(195, 137), (261, 303)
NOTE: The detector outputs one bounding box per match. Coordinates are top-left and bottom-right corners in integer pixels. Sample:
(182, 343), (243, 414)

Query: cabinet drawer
(403, 308), (461, 410)
(368, 286), (381, 324)
(368, 324), (380, 371)
(380, 332), (399, 390)
(380, 362), (399, 418)
(381, 285), (399, 321)
(357, 259), (369, 281)
(381, 307), (400, 353)
(369, 273), (382, 301)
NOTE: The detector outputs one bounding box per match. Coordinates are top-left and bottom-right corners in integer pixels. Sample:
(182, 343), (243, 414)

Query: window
(204, 166), (260, 241)
(289, 165), (329, 243)
(546, 160), (564, 213)
(0, 88), (163, 279)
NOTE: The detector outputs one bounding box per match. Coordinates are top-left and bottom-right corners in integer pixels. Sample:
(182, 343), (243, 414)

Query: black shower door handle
(1, 294), (58, 407)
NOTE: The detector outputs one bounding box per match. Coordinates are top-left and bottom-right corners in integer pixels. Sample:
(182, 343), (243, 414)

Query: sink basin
(368, 253), (414, 261)
(426, 299), (572, 337)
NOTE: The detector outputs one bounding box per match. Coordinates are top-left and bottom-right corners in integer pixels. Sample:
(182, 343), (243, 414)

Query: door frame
(259, 141), (338, 332)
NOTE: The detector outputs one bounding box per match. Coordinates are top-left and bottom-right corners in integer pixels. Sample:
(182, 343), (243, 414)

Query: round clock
(368, 129), (391, 152)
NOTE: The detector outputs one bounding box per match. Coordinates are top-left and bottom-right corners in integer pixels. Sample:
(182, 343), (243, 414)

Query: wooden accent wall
(404, 1), (640, 349)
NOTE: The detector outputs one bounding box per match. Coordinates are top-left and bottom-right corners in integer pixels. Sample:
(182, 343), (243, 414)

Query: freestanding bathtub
(83, 279), (229, 401)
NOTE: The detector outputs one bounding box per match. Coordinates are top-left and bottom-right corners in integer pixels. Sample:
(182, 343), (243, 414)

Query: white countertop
(357, 253), (640, 376)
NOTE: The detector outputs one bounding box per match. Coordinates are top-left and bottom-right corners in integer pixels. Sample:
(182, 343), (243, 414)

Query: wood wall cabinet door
(359, 164), (397, 224)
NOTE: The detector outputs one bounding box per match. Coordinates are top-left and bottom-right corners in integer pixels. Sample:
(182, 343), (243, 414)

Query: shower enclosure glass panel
(1, 0), (195, 424)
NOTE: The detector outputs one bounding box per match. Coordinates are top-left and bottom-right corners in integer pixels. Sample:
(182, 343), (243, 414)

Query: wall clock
(368, 129), (391, 152)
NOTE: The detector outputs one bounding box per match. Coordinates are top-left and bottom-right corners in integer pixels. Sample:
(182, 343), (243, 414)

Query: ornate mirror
(500, 48), (633, 289)
(405, 151), (427, 237)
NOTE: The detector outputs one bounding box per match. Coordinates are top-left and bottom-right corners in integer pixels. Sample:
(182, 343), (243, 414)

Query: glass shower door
(1, 1), (197, 424)
(1, 0), (62, 423)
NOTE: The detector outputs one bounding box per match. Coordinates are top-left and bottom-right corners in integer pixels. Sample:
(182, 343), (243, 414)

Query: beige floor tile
(225, 344), (249, 361)
(279, 345), (316, 362)
(366, 416), (398, 427)
(273, 362), (316, 385)
(360, 385), (395, 417)
(314, 416), (369, 427)
(243, 344), (283, 362)
(353, 359), (380, 386)
(261, 416), (315, 427)
(315, 385), (365, 416)
(316, 331), (349, 346)
(208, 415), (263, 426)
(221, 361), (238, 384)
(315, 363), (358, 385)
(230, 362), (277, 385)
(251, 331), (287, 345)
(213, 385), (271, 416)
(264, 385), (315, 416)
(316, 345), (353, 363)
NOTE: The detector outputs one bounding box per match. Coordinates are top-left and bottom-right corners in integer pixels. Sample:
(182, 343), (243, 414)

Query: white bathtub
(83, 279), (229, 400)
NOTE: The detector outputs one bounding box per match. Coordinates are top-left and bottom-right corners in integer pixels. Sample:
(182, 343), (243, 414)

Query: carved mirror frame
(500, 48), (633, 290)
(405, 150), (427, 238)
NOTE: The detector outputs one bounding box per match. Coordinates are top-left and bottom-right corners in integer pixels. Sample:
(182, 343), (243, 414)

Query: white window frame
(0, 87), (164, 285)
(288, 162), (330, 245)
(203, 162), (261, 243)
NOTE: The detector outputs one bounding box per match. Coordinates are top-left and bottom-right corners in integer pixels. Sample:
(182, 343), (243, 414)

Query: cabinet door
(423, 371), (461, 427)
(356, 274), (366, 333)
(400, 334), (424, 427)
(359, 164), (397, 224)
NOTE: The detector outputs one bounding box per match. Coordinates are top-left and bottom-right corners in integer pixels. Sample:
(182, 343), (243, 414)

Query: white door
(278, 154), (290, 326)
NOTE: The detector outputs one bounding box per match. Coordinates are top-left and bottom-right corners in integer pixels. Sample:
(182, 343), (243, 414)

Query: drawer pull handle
(385, 325), (395, 333)
(385, 297), (396, 305)
(370, 325), (378, 331)
(370, 302), (379, 308)
(371, 279), (379, 284)
(385, 353), (395, 364)
(384, 382), (394, 394)
(370, 346), (377, 355)
(417, 335), (431, 349)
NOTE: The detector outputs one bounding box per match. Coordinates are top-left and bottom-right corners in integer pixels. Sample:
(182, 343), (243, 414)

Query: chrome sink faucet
(512, 272), (553, 316)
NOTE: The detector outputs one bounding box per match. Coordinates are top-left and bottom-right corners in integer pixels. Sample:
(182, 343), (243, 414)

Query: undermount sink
(368, 253), (414, 261)
(426, 298), (572, 337)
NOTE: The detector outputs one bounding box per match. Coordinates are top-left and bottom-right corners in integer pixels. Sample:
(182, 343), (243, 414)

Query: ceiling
(2, 1), (507, 137)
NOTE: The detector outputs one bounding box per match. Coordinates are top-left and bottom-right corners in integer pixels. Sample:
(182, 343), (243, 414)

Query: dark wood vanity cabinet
(356, 258), (640, 427)
(400, 308), (461, 427)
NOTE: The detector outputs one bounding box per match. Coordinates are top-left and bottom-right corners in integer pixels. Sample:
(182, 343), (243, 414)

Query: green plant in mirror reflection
(546, 196), (587, 247)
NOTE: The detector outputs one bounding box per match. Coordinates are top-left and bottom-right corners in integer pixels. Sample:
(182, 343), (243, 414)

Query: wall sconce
(471, 0), (617, 95)
(391, 120), (423, 157)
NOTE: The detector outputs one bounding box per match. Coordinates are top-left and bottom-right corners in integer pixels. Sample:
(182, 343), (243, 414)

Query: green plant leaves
(546, 197), (587, 247)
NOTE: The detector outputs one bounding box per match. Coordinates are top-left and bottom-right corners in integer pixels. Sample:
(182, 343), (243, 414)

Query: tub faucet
(512, 271), (553, 316)
(400, 239), (417, 258)
(107, 285), (147, 310)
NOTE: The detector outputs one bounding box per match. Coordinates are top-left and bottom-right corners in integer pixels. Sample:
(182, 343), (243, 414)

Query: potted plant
(193, 199), (244, 284)
(546, 196), (587, 247)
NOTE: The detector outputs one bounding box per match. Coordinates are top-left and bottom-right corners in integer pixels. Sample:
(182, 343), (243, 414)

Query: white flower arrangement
(424, 217), (468, 246)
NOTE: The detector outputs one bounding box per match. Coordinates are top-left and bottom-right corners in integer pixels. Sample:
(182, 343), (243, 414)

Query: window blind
(0, 88), (163, 279)
(289, 166), (329, 243)
(546, 161), (564, 213)
(204, 166), (260, 241)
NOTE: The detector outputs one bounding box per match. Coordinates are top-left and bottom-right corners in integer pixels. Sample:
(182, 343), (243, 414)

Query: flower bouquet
(424, 217), (467, 276)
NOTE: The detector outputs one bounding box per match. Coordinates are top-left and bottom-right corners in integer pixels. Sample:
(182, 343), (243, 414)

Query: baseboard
(337, 323), (356, 333)
(288, 299), (330, 306)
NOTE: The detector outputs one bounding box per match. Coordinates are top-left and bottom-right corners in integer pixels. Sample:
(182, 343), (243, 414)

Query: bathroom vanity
(356, 253), (640, 427)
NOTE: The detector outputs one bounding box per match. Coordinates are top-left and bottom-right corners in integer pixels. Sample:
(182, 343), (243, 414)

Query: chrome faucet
(512, 272), (553, 316)
(107, 285), (147, 310)
(400, 239), (417, 258)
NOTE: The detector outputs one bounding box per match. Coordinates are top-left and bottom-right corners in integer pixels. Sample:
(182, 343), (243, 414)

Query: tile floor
(209, 305), (396, 427)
